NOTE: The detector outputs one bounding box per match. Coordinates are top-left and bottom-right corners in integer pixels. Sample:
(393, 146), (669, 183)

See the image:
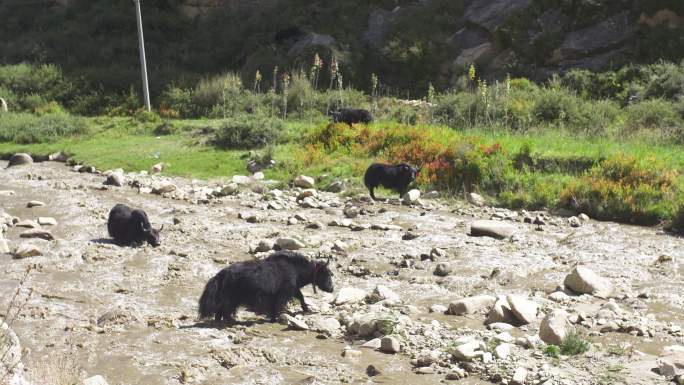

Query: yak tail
(198, 274), (220, 319)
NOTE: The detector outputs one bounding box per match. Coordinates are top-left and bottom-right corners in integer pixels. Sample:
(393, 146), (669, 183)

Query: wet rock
(294, 175), (315, 188)
(20, 228), (54, 241)
(380, 336), (401, 353)
(507, 295), (538, 325)
(16, 219), (40, 228)
(83, 375), (109, 385)
(512, 367), (528, 385)
(8, 153), (33, 167)
(275, 237), (305, 250)
(104, 173), (125, 187)
(402, 231), (420, 241)
(329, 218), (352, 227)
(332, 240), (349, 252)
(306, 221), (324, 229)
(152, 184), (177, 194)
(564, 266), (613, 298)
(579, 213), (590, 222)
(218, 183), (239, 196)
(658, 346), (684, 377)
(253, 240), (274, 253)
(568, 216), (581, 227)
(433, 262), (452, 277)
(343, 205), (359, 218)
(12, 243), (43, 259)
(494, 343), (511, 359)
(0, 236), (9, 253)
(38, 217), (57, 226)
(366, 365), (381, 376)
(342, 348), (361, 358)
(281, 314), (309, 330)
(447, 295), (496, 316)
(27, 200), (45, 208)
(451, 340), (484, 361)
(335, 287), (367, 305)
(430, 247), (448, 259)
(486, 296), (518, 325)
(488, 322), (515, 331)
(429, 304), (448, 313)
(326, 180), (345, 193)
(232, 175), (251, 185)
(446, 368), (468, 380)
(403, 189), (421, 203)
(361, 338), (382, 349)
(539, 309), (569, 346)
(238, 212), (261, 223)
(310, 317), (341, 335)
(468, 192), (485, 206)
(470, 220), (516, 239)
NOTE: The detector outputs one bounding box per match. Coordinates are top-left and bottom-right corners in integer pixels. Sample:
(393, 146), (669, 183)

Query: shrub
(214, 114), (284, 149)
(193, 72), (245, 117)
(560, 154), (681, 224)
(0, 63), (74, 110)
(532, 86), (581, 126)
(0, 112), (89, 144)
(560, 329), (591, 356)
(641, 61), (684, 100)
(159, 85), (195, 117)
(623, 99), (683, 140)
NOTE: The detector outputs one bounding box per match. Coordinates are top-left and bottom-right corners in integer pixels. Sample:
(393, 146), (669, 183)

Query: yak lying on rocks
(364, 162), (419, 200)
(107, 204), (162, 247)
(198, 251), (334, 324)
(331, 108), (373, 126)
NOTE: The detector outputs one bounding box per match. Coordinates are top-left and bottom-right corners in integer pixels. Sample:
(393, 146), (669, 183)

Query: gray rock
(433, 262), (452, 277)
(658, 346), (684, 377)
(451, 340), (484, 361)
(372, 285), (400, 303)
(468, 192), (485, 206)
(253, 240), (274, 253)
(512, 367), (528, 385)
(380, 336), (401, 353)
(578, 213), (590, 222)
(294, 175), (315, 188)
(403, 189), (421, 203)
(326, 180), (345, 193)
(507, 295), (539, 325)
(539, 309), (569, 346)
(429, 304), (448, 313)
(423, 191), (439, 199)
(16, 219), (40, 228)
(20, 228), (54, 241)
(275, 237), (305, 250)
(298, 189), (317, 200)
(13, 243), (43, 259)
(152, 184), (177, 194)
(83, 375), (109, 385)
(332, 240), (349, 252)
(27, 200), (45, 208)
(49, 152), (68, 162)
(470, 220), (516, 239)
(568, 216), (581, 227)
(361, 338), (382, 349)
(447, 295), (496, 316)
(564, 266), (613, 298)
(0, 236), (9, 254)
(548, 291), (570, 303)
(8, 153), (33, 167)
(334, 287), (367, 305)
(232, 175), (251, 185)
(38, 217), (57, 226)
(219, 183), (239, 196)
(105, 173), (124, 187)
(343, 205), (360, 218)
(485, 296), (518, 325)
(151, 163), (163, 174)
(281, 314), (309, 330)
(238, 212), (261, 223)
(464, 0), (532, 30)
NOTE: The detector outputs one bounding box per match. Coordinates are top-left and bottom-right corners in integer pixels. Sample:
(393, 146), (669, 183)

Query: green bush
(0, 64), (74, 110)
(0, 112), (89, 144)
(532, 86), (581, 126)
(641, 61), (684, 100)
(159, 85), (195, 117)
(560, 329), (591, 356)
(623, 99), (683, 140)
(214, 114), (284, 149)
(194, 73), (245, 117)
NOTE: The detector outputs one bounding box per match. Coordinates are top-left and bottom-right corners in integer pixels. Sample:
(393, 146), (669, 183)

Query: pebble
(380, 336), (401, 353)
(27, 200), (46, 208)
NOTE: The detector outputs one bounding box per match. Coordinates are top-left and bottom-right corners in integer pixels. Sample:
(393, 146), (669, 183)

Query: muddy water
(2, 161), (684, 385)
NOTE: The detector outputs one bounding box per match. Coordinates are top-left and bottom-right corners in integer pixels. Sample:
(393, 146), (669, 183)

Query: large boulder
(551, 11), (633, 63)
(506, 295), (539, 325)
(294, 175), (315, 188)
(470, 220), (516, 239)
(485, 296), (518, 325)
(447, 295), (496, 316)
(564, 266), (613, 298)
(334, 287), (368, 305)
(658, 346), (684, 377)
(463, 0), (532, 30)
(539, 309), (569, 346)
(7, 153), (33, 168)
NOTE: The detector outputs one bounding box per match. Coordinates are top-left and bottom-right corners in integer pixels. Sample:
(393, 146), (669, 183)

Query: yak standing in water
(364, 162), (419, 200)
(107, 204), (162, 247)
(198, 251), (334, 324)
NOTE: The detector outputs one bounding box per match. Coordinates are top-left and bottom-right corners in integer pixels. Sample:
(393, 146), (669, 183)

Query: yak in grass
(330, 108), (373, 126)
(198, 251), (334, 324)
(364, 162), (419, 200)
(107, 203), (162, 247)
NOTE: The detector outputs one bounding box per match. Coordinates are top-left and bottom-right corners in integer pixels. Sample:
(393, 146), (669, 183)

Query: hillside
(0, 0), (683, 97)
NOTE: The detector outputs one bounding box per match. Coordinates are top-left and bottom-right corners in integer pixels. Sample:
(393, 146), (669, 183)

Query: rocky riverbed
(2, 157), (684, 385)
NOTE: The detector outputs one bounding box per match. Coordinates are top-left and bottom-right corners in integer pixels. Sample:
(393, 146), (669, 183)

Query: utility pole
(133, 0), (151, 111)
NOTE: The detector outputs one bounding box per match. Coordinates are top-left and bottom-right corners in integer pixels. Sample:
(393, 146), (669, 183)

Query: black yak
(107, 204), (162, 247)
(198, 251), (334, 324)
(364, 162), (419, 200)
(331, 108), (373, 126)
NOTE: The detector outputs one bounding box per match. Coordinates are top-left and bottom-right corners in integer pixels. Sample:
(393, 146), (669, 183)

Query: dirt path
(1, 160), (683, 385)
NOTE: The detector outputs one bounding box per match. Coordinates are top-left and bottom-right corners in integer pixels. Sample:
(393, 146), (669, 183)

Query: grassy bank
(2, 113), (684, 229)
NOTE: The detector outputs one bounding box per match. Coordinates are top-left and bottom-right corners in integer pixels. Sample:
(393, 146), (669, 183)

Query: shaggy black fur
(363, 162), (419, 200)
(107, 204), (162, 247)
(198, 251), (334, 324)
(331, 108), (373, 126)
